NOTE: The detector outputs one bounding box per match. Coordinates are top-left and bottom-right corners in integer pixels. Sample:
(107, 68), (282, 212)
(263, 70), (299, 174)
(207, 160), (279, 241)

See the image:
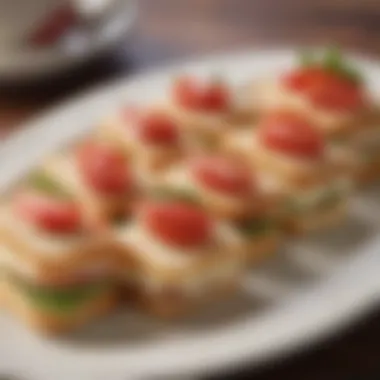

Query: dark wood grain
(1, 1), (380, 379)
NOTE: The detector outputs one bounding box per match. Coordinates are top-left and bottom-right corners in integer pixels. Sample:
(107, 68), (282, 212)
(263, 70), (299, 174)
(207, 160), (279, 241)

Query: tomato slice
(13, 190), (81, 233)
(282, 67), (324, 92)
(306, 79), (364, 111)
(190, 155), (255, 196)
(282, 67), (364, 111)
(258, 111), (324, 159)
(137, 112), (179, 145)
(76, 142), (132, 195)
(172, 76), (230, 112)
(141, 201), (212, 248)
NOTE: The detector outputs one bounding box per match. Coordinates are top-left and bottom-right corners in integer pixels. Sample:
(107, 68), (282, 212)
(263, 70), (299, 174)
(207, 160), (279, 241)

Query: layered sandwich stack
(2, 47), (379, 334)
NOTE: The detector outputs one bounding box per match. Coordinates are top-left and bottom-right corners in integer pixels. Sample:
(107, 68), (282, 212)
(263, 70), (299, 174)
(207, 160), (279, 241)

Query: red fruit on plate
(14, 190), (81, 233)
(137, 113), (179, 145)
(282, 67), (364, 111)
(173, 76), (230, 112)
(258, 111), (324, 159)
(141, 201), (212, 248)
(77, 142), (132, 195)
(190, 155), (254, 196)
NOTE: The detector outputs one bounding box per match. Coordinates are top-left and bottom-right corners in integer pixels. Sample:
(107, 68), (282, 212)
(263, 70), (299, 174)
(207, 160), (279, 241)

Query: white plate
(1, 50), (380, 380)
(0, 0), (137, 81)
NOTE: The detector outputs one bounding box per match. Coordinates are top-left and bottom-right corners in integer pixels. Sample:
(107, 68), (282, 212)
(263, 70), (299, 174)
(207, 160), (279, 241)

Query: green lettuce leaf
(28, 172), (71, 199)
(13, 277), (111, 313)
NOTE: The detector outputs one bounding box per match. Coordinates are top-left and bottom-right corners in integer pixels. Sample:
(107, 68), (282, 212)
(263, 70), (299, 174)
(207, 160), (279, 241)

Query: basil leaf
(297, 46), (363, 84)
(28, 172), (71, 199)
(323, 45), (343, 72)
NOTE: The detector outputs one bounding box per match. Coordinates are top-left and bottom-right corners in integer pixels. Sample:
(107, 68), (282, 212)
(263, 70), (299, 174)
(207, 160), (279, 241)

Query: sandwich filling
(3, 272), (111, 314)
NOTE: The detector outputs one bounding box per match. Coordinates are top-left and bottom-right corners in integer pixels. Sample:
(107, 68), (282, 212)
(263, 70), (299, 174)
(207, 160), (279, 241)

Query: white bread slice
(96, 113), (183, 172)
(156, 164), (269, 221)
(114, 220), (243, 317)
(0, 205), (122, 277)
(222, 128), (342, 187)
(115, 221), (244, 291)
(136, 277), (238, 318)
(247, 171), (350, 234)
(42, 153), (137, 224)
(158, 101), (230, 152)
(226, 83), (260, 126)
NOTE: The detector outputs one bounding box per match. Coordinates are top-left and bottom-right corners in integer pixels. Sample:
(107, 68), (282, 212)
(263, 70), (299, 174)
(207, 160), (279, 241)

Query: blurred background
(2, 0), (380, 138)
(1, 0), (380, 379)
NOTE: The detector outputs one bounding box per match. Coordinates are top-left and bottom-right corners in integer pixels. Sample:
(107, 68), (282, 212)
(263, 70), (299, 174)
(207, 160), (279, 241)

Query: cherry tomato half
(141, 201), (212, 248)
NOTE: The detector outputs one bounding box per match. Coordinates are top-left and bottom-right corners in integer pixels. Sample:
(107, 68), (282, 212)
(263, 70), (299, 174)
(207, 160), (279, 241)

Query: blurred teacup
(0, 0), (71, 48)
(0, 0), (135, 80)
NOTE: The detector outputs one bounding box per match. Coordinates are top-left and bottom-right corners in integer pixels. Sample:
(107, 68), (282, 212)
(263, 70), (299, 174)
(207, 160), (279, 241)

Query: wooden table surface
(2, 1), (380, 379)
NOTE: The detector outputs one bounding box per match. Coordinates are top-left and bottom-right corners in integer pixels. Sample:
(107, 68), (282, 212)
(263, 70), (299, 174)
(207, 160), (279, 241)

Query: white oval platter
(1, 49), (380, 380)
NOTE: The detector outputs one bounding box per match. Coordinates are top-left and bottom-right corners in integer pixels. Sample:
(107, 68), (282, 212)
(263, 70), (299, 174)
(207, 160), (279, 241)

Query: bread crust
(136, 279), (238, 318)
(157, 161), (271, 222)
(243, 230), (282, 265)
(249, 138), (337, 188)
(112, 220), (245, 319)
(0, 223), (124, 280)
(355, 159), (380, 185)
(0, 203), (134, 284)
(116, 242), (242, 284)
(197, 193), (264, 221)
(285, 199), (347, 234)
(157, 102), (229, 151)
(221, 129), (338, 188)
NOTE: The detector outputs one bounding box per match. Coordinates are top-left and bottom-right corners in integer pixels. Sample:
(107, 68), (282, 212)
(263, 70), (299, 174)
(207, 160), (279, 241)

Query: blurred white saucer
(0, 0), (137, 81)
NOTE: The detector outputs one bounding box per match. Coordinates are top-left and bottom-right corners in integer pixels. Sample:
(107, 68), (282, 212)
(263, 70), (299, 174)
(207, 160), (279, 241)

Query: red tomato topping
(282, 68), (364, 111)
(141, 201), (212, 248)
(190, 156), (255, 196)
(137, 113), (179, 145)
(76, 142), (132, 195)
(258, 111), (324, 159)
(13, 190), (81, 233)
(173, 76), (230, 112)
